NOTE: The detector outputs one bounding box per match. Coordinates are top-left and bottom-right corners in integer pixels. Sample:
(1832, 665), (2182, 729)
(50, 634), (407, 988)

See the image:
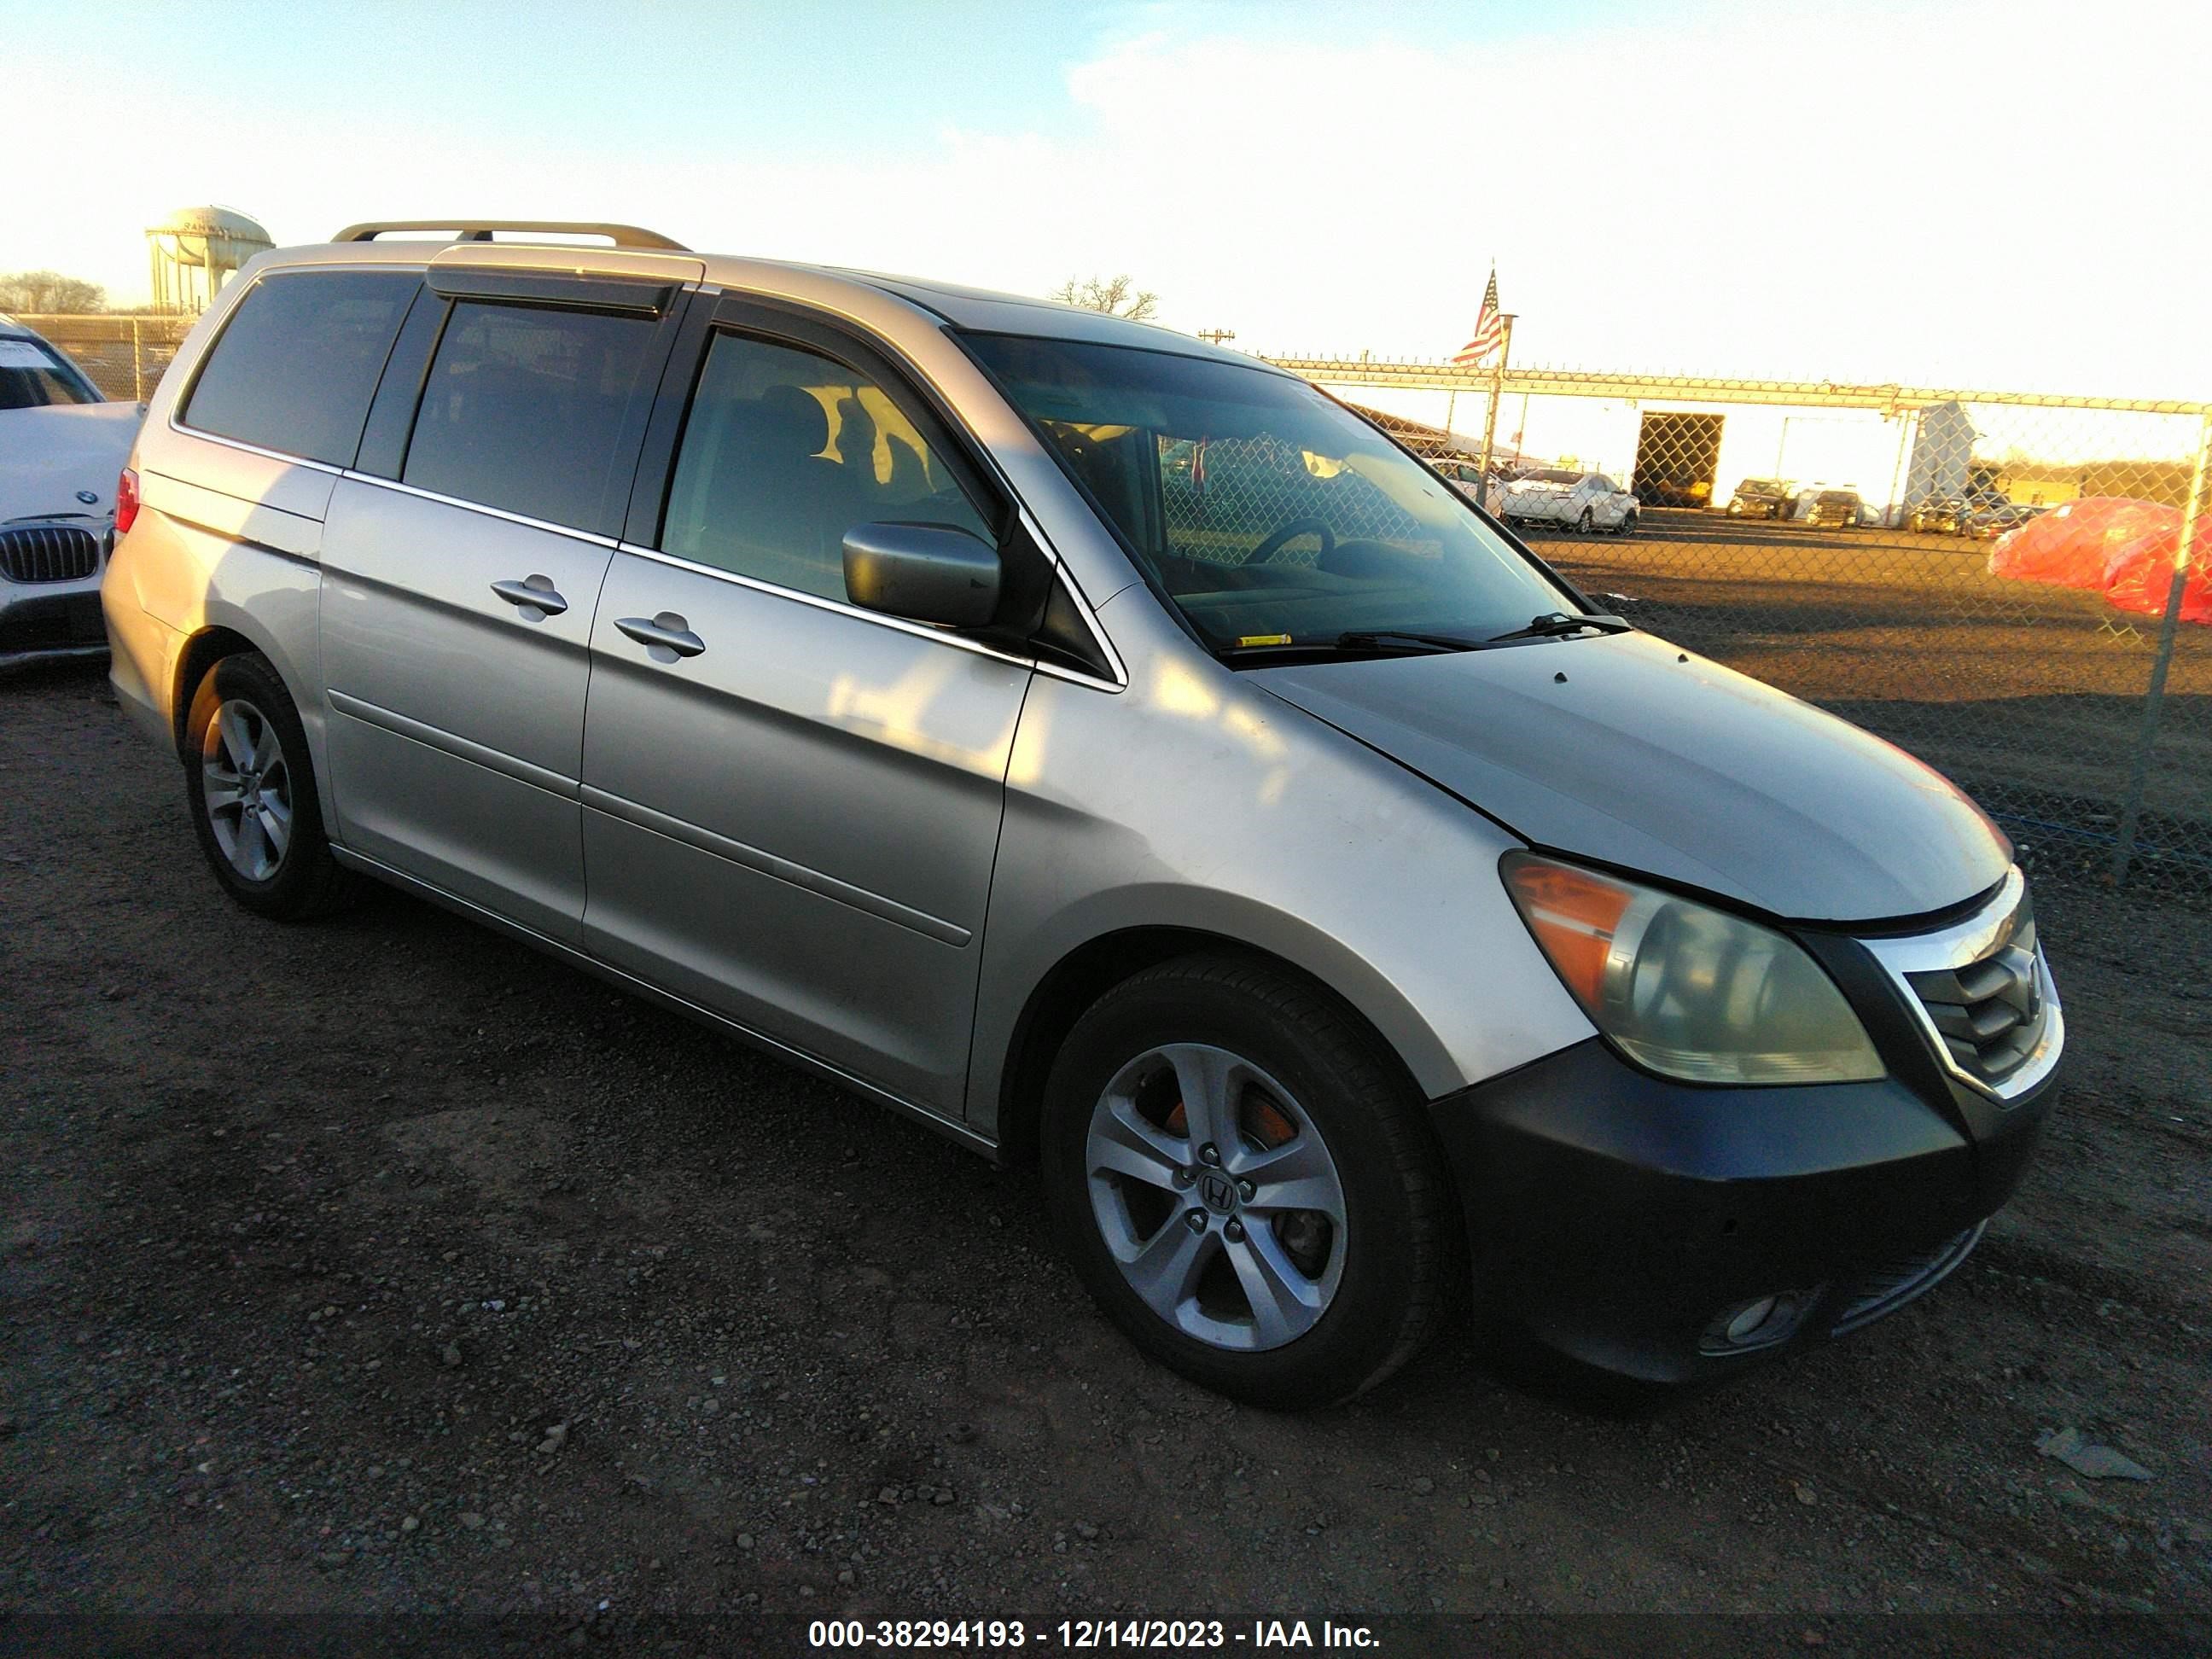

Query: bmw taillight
(115, 467), (139, 535)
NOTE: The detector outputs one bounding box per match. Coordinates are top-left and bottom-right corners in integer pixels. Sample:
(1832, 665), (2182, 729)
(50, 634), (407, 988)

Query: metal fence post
(1476, 317), (1515, 497)
(131, 317), (144, 402)
(2109, 409), (2212, 885)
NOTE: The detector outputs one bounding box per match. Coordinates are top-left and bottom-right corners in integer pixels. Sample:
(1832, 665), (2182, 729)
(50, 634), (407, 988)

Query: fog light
(1701, 1291), (1810, 1354)
(1726, 1297), (1779, 1342)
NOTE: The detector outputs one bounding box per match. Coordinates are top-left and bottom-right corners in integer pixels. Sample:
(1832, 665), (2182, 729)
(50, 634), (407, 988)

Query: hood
(0, 402), (142, 524)
(1251, 631), (2011, 924)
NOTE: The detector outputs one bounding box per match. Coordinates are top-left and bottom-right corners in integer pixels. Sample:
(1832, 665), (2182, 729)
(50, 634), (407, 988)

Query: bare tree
(1051, 274), (1159, 322)
(0, 271), (108, 315)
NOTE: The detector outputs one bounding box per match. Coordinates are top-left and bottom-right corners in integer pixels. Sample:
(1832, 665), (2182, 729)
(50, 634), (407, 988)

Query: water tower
(147, 206), (273, 314)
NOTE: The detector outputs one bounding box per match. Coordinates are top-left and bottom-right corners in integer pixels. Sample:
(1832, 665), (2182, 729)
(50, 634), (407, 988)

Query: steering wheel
(1246, 516), (1336, 567)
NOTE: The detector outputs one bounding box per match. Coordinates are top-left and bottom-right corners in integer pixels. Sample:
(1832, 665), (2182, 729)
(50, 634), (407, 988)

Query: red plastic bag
(2100, 519), (2212, 623)
(1988, 496), (2212, 622)
(1987, 497), (2174, 591)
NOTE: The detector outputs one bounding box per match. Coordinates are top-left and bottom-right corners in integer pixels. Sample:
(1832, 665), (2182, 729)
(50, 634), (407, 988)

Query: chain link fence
(26, 314), (2209, 894)
(23, 313), (193, 403)
(1269, 359), (2211, 898)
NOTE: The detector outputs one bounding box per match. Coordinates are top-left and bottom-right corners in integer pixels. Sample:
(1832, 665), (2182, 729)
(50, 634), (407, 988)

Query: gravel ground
(2, 661), (2207, 1652)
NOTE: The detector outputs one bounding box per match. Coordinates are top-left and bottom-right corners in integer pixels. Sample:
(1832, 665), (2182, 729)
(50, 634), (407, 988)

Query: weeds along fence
(1267, 357), (2212, 896)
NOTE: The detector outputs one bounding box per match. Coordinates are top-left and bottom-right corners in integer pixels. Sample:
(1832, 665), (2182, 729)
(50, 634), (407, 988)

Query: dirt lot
(3, 659), (2208, 1652)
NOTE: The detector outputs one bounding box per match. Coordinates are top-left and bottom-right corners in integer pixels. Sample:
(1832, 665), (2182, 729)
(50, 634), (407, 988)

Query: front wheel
(184, 652), (353, 919)
(1575, 507), (1594, 534)
(1040, 955), (1455, 1408)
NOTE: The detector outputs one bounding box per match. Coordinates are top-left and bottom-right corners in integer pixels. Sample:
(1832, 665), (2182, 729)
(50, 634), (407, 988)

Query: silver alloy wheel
(1085, 1043), (1348, 1352)
(201, 697), (294, 882)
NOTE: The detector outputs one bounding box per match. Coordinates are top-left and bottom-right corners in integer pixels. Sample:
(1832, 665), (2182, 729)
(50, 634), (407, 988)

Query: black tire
(1039, 953), (1455, 1408)
(1575, 508), (1593, 534)
(183, 652), (353, 920)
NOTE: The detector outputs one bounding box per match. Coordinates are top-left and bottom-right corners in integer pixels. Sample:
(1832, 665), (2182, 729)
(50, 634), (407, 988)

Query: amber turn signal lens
(1502, 858), (1633, 1007)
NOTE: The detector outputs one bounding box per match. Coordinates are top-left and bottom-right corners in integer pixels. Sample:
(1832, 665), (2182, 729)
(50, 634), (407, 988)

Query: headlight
(1502, 853), (1884, 1086)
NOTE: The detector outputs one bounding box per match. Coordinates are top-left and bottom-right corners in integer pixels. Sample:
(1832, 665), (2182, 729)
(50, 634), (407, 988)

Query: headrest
(750, 383), (830, 459)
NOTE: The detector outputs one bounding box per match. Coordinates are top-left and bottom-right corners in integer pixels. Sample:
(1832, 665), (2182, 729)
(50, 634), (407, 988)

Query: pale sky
(6, 0), (2206, 399)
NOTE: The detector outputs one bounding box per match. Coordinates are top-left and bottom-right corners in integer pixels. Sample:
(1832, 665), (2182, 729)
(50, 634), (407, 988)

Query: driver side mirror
(842, 521), (1002, 629)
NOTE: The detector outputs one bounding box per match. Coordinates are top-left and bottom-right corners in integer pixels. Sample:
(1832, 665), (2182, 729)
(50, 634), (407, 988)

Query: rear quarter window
(183, 270), (419, 465)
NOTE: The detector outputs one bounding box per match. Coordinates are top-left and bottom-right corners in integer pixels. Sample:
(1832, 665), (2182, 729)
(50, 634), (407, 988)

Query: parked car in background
(1501, 469), (1639, 533)
(1803, 489), (1867, 530)
(1909, 489), (2010, 535)
(1966, 501), (2045, 539)
(1908, 496), (1973, 535)
(1425, 455), (1507, 516)
(1726, 477), (1795, 520)
(2, 316), (140, 670)
(104, 220), (2061, 1406)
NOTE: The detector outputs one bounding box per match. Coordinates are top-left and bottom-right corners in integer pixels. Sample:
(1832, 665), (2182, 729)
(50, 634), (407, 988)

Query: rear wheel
(1040, 954), (1454, 1408)
(184, 652), (352, 920)
(1575, 507), (1594, 534)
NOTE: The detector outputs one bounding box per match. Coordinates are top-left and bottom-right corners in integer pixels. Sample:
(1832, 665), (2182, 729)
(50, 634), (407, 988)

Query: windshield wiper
(1486, 611), (1633, 643)
(1330, 629), (1489, 655)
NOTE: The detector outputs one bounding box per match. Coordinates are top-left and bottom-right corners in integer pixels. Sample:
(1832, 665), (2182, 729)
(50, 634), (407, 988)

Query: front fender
(965, 656), (1596, 1135)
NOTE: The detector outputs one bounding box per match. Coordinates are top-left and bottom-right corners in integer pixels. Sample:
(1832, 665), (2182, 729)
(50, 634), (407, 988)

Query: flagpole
(1477, 314), (1516, 499)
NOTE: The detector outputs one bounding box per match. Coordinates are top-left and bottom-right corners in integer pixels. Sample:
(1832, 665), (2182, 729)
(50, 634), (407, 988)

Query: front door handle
(614, 612), (707, 661)
(491, 575), (568, 618)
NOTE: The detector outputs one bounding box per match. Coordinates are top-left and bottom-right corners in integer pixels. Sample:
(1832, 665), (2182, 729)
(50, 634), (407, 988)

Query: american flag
(1452, 268), (1505, 366)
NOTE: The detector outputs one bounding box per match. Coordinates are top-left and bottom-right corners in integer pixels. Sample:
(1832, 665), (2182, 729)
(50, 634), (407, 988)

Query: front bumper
(0, 578), (108, 671)
(1428, 997), (2058, 1384)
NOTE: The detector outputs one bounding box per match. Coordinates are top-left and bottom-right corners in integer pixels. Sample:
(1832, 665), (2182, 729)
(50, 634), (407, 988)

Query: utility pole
(1476, 315), (1517, 498)
(1197, 327), (1237, 346)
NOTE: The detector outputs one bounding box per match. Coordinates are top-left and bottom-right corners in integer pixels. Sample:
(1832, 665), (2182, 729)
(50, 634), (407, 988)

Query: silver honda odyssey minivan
(103, 221), (2062, 1406)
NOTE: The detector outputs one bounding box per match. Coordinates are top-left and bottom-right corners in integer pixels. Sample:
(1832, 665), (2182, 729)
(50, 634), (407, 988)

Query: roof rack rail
(332, 220), (690, 252)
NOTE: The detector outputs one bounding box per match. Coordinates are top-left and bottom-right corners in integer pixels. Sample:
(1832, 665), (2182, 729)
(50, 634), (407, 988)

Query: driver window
(661, 333), (992, 601)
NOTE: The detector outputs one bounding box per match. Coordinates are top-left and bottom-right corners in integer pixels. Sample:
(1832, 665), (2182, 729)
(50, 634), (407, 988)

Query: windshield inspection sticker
(0, 341), (60, 370)
(1237, 634), (1292, 647)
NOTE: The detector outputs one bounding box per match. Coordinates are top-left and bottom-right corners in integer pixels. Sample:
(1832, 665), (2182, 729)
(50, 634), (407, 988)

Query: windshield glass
(961, 334), (1573, 652)
(0, 337), (99, 410)
(1522, 469), (1580, 485)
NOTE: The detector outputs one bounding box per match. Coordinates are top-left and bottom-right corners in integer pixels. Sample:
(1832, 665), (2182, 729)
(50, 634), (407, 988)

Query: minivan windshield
(960, 334), (1578, 655)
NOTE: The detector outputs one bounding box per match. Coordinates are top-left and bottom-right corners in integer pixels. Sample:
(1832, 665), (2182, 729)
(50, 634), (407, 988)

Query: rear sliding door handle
(491, 575), (568, 618)
(614, 612), (707, 661)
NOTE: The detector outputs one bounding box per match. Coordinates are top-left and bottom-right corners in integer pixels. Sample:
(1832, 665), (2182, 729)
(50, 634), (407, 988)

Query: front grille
(1903, 914), (2048, 1088)
(1831, 1222), (1984, 1336)
(0, 524), (102, 585)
